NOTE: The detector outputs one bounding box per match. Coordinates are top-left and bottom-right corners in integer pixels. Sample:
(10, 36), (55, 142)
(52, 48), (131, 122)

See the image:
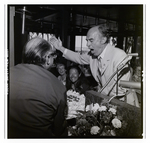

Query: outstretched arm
(49, 36), (65, 53)
(50, 36), (90, 65)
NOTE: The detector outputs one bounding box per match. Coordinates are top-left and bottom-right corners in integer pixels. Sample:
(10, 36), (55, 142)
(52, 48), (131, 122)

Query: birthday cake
(66, 90), (85, 119)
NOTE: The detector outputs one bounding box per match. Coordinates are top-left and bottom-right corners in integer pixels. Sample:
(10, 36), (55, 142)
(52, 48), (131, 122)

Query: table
(85, 90), (142, 138)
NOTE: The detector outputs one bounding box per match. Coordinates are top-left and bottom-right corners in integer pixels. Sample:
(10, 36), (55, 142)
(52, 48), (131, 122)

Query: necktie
(98, 57), (102, 74)
(97, 58), (102, 87)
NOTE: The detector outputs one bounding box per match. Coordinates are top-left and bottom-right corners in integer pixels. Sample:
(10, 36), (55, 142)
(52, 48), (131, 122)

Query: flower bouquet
(67, 90), (142, 138)
(68, 102), (128, 137)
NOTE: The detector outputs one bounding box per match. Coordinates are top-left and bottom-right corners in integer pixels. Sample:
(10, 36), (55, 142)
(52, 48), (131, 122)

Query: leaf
(101, 98), (109, 106)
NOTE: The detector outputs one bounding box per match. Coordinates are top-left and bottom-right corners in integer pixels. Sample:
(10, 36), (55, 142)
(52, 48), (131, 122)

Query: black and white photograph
(4, 3), (148, 142)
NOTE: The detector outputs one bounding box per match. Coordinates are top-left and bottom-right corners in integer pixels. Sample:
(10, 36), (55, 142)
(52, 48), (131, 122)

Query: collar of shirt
(97, 44), (109, 60)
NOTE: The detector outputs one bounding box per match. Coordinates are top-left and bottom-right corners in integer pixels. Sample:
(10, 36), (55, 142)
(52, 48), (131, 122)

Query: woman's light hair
(22, 37), (52, 66)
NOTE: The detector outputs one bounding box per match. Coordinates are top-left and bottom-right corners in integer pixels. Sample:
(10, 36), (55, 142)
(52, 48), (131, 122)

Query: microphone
(127, 53), (138, 57)
(119, 80), (141, 89)
(99, 53), (139, 94)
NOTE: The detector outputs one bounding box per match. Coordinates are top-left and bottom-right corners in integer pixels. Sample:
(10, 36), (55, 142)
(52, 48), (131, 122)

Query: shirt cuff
(63, 48), (68, 56)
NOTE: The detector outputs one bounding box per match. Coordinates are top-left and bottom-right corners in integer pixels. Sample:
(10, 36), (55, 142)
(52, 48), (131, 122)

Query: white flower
(92, 103), (100, 113)
(112, 118), (122, 128)
(68, 131), (72, 136)
(85, 103), (93, 112)
(108, 108), (117, 115)
(90, 126), (100, 135)
(110, 130), (116, 136)
(72, 126), (77, 129)
(98, 106), (107, 112)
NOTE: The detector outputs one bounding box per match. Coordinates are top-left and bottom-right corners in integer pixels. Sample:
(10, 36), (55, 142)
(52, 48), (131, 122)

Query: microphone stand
(116, 67), (119, 97)
(99, 53), (138, 103)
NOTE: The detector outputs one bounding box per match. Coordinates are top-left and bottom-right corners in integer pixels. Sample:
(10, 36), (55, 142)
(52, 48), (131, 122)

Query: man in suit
(9, 37), (67, 138)
(50, 25), (139, 107)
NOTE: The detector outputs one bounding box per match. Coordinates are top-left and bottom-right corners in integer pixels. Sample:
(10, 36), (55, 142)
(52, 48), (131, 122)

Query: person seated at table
(9, 37), (67, 138)
(66, 64), (91, 94)
(56, 62), (67, 86)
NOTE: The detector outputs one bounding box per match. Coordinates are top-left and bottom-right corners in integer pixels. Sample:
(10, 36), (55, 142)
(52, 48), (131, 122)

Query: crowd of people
(9, 24), (140, 138)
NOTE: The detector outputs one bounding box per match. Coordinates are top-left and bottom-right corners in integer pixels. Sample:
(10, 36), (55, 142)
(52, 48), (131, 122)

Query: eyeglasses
(48, 53), (57, 59)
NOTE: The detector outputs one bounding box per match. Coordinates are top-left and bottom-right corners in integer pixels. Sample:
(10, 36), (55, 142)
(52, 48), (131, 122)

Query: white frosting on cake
(66, 90), (85, 119)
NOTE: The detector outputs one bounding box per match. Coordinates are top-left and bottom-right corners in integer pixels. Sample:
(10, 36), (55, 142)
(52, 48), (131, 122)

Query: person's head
(22, 37), (57, 70)
(56, 63), (66, 76)
(86, 25), (110, 57)
(68, 65), (81, 83)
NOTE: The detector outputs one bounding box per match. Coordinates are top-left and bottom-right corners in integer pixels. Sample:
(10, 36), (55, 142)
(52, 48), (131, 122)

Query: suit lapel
(100, 59), (109, 75)
(90, 57), (99, 82)
(100, 44), (114, 75)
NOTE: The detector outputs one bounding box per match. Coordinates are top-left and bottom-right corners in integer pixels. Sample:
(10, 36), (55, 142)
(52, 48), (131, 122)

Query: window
(126, 36), (134, 54)
(75, 36), (90, 53)
(109, 37), (117, 46)
(28, 32), (53, 41)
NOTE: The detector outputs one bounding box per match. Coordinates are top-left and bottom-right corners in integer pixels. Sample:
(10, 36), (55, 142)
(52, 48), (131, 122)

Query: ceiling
(14, 5), (143, 34)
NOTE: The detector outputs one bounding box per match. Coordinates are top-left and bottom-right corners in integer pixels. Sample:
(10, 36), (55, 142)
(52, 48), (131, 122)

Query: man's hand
(49, 36), (62, 50)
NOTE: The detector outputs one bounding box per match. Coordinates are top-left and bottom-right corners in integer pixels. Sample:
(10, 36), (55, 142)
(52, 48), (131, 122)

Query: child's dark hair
(67, 65), (82, 75)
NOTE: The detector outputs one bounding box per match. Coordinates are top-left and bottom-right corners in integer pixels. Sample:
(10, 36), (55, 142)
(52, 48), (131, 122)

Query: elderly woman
(9, 37), (67, 138)
(56, 62), (67, 86)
